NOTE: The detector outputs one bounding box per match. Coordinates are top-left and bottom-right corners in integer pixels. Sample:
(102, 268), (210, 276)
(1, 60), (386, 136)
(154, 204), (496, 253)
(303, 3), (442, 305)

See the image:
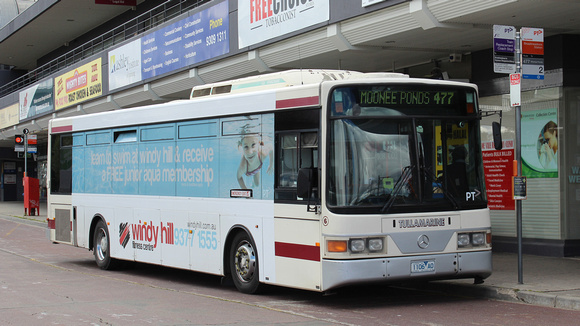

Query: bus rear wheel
(229, 232), (261, 294)
(93, 219), (119, 270)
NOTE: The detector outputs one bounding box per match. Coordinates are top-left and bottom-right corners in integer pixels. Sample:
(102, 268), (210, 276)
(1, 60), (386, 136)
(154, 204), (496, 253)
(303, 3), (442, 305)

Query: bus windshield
(328, 85), (486, 213)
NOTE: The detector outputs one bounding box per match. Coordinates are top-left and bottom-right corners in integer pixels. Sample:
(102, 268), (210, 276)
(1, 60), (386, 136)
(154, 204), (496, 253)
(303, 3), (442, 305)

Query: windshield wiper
(381, 165), (414, 213)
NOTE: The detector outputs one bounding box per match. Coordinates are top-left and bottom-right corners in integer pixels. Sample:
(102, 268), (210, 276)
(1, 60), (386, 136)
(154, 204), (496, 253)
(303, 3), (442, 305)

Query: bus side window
(279, 134), (298, 187)
(274, 109), (320, 202)
(300, 132), (318, 169)
(275, 131), (318, 201)
(50, 134), (73, 195)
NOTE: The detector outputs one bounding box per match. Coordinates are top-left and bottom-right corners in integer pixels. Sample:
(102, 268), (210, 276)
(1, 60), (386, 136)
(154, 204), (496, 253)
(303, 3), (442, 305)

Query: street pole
(23, 129), (28, 178)
(515, 31), (523, 284)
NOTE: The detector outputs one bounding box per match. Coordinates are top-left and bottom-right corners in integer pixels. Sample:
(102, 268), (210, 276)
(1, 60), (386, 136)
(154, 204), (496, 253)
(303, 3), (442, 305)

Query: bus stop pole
(515, 31), (523, 284)
(515, 110), (523, 284)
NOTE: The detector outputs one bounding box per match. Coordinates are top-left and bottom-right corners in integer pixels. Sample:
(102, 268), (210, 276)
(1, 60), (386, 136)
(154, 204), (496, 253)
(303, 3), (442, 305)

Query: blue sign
(141, 1), (229, 79)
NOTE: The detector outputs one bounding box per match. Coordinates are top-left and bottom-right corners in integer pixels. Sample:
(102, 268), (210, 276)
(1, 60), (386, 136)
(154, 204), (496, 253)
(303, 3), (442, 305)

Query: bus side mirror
(492, 122), (502, 150)
(297, 168), (317, 199)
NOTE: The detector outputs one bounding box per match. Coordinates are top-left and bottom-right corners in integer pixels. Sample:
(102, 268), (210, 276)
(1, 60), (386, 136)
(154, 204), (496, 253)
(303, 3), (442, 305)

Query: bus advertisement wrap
(72, 114), (274, 200)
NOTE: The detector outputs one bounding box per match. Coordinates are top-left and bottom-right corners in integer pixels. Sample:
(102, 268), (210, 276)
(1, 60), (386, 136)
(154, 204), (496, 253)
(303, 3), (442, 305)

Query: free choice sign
(238, 0), (329, 48)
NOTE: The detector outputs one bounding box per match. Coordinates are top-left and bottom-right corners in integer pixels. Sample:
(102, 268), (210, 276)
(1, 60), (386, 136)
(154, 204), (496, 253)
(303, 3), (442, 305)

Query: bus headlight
(349, 239), (366, 253)
(458, 232), (488, 248)
(472, 232), (485, 246)
(368, 238), (383, 252)
(457, 233), (471, 247)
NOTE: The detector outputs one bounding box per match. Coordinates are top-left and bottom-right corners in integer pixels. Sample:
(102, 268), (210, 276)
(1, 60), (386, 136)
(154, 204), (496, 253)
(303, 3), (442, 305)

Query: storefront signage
(521, 108), (557, 178)
(108, 1), (229, 89)
(568, 166), (580, 184)
(3, 174), (16, 185)
(19, 79), (54, 120)
(482, 139), (515, 210)
(54, 58), (103, 110)
(0, 103), (19, 129)
(109, 40), (141, 91)
(238, 0), (329, 48)
(95, 0), (136, 5)
(141, 1), (229, 79)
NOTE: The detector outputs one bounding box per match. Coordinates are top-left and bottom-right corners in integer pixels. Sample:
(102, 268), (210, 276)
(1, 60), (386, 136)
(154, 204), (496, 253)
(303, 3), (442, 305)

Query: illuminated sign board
(331, 86), (475, 117)
(359, 90), (458, 106)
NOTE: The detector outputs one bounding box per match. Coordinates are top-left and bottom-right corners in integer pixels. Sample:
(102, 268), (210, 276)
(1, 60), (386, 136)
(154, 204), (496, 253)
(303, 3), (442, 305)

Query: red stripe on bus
(276, 96), (319, 109)
(275, 242), (320, 261)
(52, 125), (73, 133)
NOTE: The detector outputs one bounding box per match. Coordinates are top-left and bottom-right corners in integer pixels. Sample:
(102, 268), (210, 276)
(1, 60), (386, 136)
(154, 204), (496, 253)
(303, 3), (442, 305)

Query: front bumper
(321, 250), (492, 291)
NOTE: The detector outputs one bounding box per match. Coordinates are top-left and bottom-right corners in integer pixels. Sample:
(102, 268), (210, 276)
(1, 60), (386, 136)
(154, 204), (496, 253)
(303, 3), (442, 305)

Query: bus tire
(229, 231), (261, 294)
(93, 219), (119, 270)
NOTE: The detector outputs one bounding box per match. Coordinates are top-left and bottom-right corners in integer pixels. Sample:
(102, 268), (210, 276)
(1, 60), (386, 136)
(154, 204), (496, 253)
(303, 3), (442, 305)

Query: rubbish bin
(24, 177), (39, 216)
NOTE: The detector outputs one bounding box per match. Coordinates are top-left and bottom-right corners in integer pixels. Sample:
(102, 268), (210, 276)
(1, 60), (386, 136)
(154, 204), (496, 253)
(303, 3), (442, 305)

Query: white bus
(48, 69), (494, 294)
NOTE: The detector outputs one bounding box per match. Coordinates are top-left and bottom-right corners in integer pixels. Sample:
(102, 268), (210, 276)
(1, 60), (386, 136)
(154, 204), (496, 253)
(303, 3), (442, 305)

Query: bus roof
(190, 69), (408, 99)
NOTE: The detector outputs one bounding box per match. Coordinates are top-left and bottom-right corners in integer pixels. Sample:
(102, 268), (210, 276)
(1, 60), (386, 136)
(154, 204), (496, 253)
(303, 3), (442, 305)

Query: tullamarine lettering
(398, 218), (446, 228)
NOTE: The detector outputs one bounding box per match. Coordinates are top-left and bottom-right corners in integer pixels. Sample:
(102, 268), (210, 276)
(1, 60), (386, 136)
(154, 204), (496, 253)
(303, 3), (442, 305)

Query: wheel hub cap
(234, 243), (255, 282)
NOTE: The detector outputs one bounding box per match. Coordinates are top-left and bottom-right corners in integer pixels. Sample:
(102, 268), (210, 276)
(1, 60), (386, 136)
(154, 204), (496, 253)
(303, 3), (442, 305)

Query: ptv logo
(466, 189), (481, 201)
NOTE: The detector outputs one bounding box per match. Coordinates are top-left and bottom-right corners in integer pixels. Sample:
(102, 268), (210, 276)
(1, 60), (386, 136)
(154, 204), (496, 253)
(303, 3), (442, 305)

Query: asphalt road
(2, 216), (580, 325)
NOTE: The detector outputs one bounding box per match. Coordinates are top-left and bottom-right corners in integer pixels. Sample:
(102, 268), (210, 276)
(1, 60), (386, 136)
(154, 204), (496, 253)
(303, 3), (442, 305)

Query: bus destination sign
(359, 90), (457, 107)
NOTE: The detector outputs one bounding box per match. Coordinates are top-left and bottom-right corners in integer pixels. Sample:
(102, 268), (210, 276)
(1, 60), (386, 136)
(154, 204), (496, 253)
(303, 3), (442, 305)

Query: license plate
(411, 260), (435, 273)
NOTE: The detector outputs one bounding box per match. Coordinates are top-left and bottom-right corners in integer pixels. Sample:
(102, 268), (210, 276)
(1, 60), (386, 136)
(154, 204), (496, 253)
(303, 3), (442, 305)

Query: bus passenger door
(274, 128), (322, 291)
(48, 133), (76, 246)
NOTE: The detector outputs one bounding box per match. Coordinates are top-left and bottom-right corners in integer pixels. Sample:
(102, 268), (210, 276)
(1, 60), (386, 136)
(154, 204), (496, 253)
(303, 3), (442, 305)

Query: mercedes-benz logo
(417, 234), (430, 249)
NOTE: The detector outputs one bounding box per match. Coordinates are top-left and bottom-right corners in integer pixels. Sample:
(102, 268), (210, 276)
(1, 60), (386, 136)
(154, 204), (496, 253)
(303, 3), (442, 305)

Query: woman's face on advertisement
(544, 130), (557, 150)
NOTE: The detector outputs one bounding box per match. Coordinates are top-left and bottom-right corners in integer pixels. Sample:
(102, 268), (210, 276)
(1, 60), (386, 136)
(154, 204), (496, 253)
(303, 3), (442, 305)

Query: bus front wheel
(93, 219), (119, 270)
(229, 232), (261, 294)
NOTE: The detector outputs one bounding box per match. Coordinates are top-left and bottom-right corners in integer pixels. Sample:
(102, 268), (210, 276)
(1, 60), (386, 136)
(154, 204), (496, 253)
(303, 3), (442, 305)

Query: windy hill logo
(119, 222), (131, 248)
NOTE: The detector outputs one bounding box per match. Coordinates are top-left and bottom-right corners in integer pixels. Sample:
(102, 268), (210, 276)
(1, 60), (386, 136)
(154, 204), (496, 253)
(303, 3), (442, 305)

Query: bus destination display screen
(359, 90), (457, 106)
(331, 85), (476, 117)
